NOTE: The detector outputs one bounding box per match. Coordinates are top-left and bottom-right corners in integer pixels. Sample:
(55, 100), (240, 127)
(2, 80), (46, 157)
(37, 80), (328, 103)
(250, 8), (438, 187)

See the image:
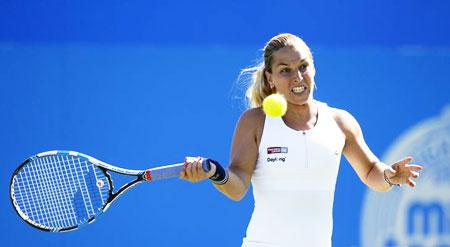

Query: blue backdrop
(1, 1), (449, 246)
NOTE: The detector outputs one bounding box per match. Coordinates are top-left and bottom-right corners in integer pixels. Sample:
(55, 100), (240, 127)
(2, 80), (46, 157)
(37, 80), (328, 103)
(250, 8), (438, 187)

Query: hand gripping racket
(9, 150), (211, 232)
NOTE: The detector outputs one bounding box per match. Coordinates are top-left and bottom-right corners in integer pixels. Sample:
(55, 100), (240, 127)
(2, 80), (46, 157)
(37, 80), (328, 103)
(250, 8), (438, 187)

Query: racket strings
(12, 155), (110, 230)
(14, 157), (79, 228)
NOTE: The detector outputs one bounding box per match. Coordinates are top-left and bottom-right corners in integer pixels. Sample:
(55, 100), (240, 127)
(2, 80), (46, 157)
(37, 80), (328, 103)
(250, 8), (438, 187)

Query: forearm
(365, 162), (392, 192)
(212, 168), (250, 201)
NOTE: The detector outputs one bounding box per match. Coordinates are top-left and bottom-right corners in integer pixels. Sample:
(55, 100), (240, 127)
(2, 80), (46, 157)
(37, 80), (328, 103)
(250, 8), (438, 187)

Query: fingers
(392, 157), (423, 175)
(405, 171), (419, 187)
(184, 157), (199, 180)
(405, 164), (424, 171)
(407, 177), (416, 187)
(397, 163), (423, 176)
(389, 156), (424, 187)
(399, 163), (423, 180)
(392, 156), (413, 170)
(180, 156), (210, 183)
(179, 169), (187, 179)
(185, 158), (198, 178)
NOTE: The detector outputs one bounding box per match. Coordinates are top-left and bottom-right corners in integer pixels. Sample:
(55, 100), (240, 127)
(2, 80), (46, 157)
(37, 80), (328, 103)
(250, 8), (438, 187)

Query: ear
(264, 70), (274, 88)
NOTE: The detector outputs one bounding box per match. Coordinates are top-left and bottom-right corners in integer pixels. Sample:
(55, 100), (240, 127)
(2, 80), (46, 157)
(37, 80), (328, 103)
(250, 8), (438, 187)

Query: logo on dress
(267, 147), (288, 154)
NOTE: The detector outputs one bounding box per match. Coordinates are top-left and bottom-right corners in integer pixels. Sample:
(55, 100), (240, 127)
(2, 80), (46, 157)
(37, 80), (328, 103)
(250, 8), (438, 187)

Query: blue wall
(1, 1), (449, 246)
(1, 0), (450, 46)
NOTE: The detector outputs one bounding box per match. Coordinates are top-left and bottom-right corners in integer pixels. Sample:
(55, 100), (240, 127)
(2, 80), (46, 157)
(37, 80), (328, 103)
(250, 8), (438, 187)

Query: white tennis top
(242, 102), (346, 247)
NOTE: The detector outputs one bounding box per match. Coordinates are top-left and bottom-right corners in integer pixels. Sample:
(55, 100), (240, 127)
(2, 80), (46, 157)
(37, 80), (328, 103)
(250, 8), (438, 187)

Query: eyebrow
(275, 59), (308, 67)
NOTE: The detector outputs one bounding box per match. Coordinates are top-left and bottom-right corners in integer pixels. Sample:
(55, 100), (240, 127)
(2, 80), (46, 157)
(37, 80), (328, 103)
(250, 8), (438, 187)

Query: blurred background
(1, 1), (449, 246)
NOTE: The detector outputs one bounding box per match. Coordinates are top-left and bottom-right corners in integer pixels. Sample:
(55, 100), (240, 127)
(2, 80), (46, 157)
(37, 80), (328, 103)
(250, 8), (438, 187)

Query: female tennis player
(180, 33), (423, 247)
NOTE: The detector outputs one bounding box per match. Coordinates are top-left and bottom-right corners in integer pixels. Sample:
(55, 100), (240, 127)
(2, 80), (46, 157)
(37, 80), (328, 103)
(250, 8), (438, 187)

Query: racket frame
(9, 150), (187, 232)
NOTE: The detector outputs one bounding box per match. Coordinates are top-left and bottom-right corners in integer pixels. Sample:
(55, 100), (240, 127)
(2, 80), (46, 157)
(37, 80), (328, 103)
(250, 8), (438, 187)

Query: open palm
(385, 156), (423, 187)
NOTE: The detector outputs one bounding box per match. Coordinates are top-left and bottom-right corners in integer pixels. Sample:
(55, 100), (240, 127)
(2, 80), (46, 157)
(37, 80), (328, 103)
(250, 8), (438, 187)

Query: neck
(282, 100), (318, 131)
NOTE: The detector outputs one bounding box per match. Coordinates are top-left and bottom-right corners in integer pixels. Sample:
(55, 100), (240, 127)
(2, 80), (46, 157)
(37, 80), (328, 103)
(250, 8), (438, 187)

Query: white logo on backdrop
(361, 105), (450, 247)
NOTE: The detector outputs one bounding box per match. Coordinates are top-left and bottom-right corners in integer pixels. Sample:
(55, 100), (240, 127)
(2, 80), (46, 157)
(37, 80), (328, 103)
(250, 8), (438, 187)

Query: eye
(299, 63), (309, 72)
(280, 68), (291, 73)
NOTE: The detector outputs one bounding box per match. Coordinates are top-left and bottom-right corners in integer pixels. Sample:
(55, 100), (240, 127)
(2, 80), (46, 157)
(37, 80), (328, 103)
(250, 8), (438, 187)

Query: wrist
(383, 169), (400, 187)
(207, 159), (229, 185)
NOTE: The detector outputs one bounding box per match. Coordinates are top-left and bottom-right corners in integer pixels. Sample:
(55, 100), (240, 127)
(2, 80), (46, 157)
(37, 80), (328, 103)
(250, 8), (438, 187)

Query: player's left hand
(385, 156), (423, 187)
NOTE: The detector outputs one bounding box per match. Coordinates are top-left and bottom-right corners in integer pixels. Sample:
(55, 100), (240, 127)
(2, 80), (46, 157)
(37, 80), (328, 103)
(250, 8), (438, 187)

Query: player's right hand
(180, 156), (216, 183)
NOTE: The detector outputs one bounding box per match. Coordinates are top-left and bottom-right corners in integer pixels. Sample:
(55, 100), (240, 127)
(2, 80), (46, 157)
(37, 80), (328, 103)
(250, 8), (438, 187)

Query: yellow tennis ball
(262, 94), (287, 117)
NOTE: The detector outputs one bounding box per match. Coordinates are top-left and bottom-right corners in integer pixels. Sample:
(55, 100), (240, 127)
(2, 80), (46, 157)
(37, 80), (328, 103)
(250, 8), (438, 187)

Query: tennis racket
(10, 150), (212, 232)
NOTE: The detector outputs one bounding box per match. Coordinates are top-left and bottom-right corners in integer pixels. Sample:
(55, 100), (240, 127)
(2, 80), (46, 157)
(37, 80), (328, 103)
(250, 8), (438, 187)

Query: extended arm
(333, 109), (422, 192)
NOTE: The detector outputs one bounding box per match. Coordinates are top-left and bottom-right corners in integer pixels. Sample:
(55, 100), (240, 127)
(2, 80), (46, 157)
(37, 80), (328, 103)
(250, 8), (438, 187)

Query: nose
(293, 69), (303, 82)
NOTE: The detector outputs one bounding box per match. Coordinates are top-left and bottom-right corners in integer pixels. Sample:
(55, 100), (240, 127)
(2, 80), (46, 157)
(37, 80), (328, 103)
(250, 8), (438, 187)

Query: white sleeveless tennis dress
(242, 102), (346, 247)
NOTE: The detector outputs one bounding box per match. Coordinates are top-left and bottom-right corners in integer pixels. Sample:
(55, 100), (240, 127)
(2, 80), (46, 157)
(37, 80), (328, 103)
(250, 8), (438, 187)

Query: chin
(288, 93), (313, 106)
(288, 99), (309, 107)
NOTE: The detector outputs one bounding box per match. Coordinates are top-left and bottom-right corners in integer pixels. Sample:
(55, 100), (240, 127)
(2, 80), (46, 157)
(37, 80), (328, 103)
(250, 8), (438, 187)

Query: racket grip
(145, 158), (212, 181)
(144, 164), (185, 181)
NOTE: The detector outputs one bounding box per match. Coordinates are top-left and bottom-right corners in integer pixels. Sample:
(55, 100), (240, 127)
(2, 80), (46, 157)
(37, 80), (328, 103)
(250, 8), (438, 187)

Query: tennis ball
(262, 94), (287, 117)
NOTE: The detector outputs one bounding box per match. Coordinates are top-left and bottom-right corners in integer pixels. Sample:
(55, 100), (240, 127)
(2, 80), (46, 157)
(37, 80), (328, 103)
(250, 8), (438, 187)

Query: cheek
(303, 70), (315, 81)
(273, 73), (289, 83)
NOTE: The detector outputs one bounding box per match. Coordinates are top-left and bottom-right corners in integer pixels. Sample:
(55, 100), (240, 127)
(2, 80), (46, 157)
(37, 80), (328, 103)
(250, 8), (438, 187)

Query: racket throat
(143, 170), (153, 181)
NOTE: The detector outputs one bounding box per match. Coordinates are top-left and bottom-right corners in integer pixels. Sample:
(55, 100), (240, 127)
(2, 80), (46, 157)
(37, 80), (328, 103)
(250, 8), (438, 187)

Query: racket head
(10, 151), (113, 232)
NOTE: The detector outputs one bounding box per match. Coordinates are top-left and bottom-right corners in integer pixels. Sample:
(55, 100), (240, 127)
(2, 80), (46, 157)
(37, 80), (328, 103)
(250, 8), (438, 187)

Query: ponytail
(240, 63), (274, 108)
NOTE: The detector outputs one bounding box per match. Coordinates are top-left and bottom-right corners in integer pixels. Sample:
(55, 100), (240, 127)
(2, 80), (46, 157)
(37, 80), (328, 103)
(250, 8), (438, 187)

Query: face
(265, 45), (316, 106)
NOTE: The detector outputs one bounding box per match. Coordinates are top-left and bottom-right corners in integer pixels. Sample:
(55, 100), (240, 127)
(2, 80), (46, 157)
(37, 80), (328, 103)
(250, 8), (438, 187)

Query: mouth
(291, 85), (307, 94)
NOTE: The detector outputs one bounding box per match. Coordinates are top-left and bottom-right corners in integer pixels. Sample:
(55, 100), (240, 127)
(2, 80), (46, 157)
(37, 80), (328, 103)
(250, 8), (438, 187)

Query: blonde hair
(242, 33), (313, 108)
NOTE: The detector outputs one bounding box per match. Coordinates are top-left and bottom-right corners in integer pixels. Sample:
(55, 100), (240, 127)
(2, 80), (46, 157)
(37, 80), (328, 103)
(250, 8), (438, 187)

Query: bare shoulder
(329, 107), (362, 137)
(239, 107), (265, 128)
(236, 107), (265, 143)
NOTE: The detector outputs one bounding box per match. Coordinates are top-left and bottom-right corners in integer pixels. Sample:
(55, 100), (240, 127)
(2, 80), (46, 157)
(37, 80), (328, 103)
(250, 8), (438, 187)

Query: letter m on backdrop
(407, 201), (445, 236)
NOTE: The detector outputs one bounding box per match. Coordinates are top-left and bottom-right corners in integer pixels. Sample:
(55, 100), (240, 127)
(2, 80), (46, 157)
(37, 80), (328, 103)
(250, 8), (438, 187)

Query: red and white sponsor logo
(267, 147), (288, 154)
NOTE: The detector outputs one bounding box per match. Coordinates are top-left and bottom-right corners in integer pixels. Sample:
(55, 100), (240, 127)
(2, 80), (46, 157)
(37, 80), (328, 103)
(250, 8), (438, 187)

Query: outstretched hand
(385, 156), (423, 187)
